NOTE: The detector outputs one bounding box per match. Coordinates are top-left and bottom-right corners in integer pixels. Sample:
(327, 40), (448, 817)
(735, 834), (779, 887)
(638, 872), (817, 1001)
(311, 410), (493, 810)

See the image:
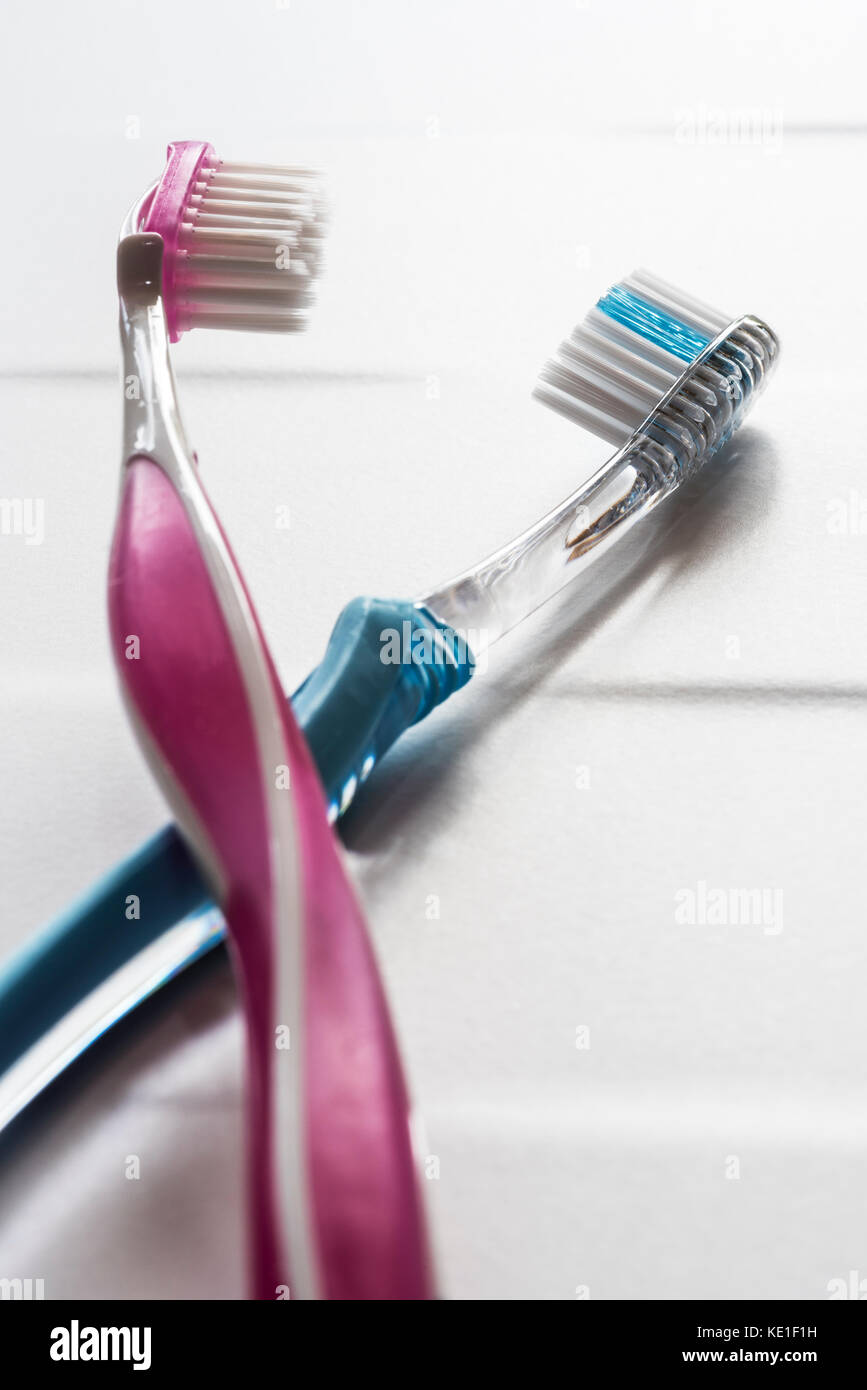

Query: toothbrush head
(534, 268), (779, 483)
(136, 140), (325, 341)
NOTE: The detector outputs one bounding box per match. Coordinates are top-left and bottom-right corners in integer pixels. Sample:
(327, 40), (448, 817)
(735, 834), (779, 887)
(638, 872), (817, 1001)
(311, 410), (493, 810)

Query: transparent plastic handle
(420, 441), (664, 649)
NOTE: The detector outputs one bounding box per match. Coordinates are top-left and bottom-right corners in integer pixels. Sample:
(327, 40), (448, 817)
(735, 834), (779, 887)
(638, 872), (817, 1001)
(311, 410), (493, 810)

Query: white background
(1, 0), (866, 1299)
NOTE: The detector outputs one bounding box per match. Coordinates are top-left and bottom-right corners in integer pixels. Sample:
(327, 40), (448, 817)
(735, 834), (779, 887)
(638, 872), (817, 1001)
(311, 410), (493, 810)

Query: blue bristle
(596, 285), (711, 363)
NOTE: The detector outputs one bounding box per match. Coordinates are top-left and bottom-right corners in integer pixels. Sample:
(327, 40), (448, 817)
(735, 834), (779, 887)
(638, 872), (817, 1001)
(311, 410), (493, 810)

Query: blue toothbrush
(0, 269), (779, 1127)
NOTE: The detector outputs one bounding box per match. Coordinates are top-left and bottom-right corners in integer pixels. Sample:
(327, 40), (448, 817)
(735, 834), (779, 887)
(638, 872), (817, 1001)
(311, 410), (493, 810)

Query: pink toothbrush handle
(108, 455), (434, 1299)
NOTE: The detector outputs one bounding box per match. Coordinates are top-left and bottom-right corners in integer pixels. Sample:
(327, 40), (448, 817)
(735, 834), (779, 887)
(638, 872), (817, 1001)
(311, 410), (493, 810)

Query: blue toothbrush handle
(0, 599), (472, 1079)
(293, 598), (473, 817)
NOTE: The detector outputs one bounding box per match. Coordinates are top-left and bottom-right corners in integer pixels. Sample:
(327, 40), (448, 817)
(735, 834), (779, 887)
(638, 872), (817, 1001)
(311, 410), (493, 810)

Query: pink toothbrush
(108, 144), (434, 1299)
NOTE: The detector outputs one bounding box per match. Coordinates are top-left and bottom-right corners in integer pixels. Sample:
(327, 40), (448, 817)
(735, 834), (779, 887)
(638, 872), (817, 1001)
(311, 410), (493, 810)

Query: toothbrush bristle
(534, 269), (735, 446)
(169, 158), (325, 336)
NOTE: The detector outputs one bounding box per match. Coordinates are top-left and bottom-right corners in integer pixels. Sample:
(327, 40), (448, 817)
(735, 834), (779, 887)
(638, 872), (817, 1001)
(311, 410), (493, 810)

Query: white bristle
(534, 269), (732, 446)
(174, 158), (326, 335)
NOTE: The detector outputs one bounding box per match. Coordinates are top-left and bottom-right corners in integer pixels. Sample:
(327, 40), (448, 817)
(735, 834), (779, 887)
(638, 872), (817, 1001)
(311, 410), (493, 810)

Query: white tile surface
(1, 0), (866, 1300)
